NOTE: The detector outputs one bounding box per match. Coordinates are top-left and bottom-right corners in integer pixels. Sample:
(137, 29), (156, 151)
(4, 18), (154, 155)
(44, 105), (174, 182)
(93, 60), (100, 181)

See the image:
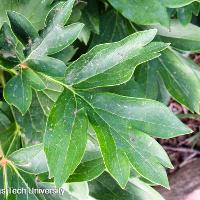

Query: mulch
(158, 100), (200, 173)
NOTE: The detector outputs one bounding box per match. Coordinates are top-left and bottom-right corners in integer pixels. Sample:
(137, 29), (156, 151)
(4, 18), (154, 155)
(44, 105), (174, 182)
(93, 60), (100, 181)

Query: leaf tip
(6, 10), (12, 16)
(148, 28), (158, 36)
(161, 178), (170, 190)
(166, 42), (171, 46)
(167, 162), (174, 170)
(185, 126), (193, 134)
(6, 10), (17, 20)
(77, 23), (85, 31)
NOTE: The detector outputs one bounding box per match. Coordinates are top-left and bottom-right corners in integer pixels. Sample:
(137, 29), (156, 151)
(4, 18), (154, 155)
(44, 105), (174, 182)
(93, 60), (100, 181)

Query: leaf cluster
(0, 0), (200, 200)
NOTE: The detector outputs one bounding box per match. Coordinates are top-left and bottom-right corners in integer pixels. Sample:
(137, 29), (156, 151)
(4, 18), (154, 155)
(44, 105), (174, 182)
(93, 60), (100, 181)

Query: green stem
(0, 66), (18, 76)
(42, 74), (95, 110)
(8, 161), (31, 190)
(0, 70), (5, 88)
(5, 128), (19, 157)
(2, 165), (9, 199)
(42, 74), (76, 94)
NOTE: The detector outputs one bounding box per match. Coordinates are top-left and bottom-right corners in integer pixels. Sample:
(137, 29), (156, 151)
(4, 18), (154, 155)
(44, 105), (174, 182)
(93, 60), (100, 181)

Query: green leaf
(90, 10), (134, 47)
(37, 181), (91, 200)
(111, 63), (171, 105)
(89, 173), (165, 200)
(132, 130), (173, 169)
(154, 49), (200, 113)
(0, 109), (11, 132)
(157, 75), (171, 105)
(107, 0), (169, 27)
(0, 23), (20, 68)
(89, 114), (169, 188)
(177, 4), (193, 25)
(161, 0), (200, 8)
(75, 42), (168, 89)
(29, 23), (83, 58)
(14, 78), (63, 146)
(4, 72), (32, 114)
(0, 101), (13, 123)
(109, 80), (149, 99)
(45, 0), (75, 27)
(151, 20), (200, 52)
(0, 124), (21, 156)
(65, 29), (157, 84)
(27, 0), (83, 59)
(78, 26), (91, 45)
(51, 45), (78, 64)
(8, 144), (48, 174)
(7, 11), (39, 45)
(81, 0), (99, 34)
(36, 75), (63, 115)
(65, 29), (168, 89)
(23, 68), (46, 90)
(16, 0), (83, 82)
(86, 111), (131, 188)
(44, 90), (88, 187)
(26, 56), (66, 77)
(81, 92), (191, 138)
(78, 91), (179, 188)
(3, 164), (44, 200)
(139, 65), (159, 99)
(134, 63), (159, 99)
(68, 144), (105, 183)
(0, 0), (54, 30)
(109, 63), (160, 100)
(191, 2), (200, 15)
(68, 156), (105, 182)
(14, 92), (47, 146)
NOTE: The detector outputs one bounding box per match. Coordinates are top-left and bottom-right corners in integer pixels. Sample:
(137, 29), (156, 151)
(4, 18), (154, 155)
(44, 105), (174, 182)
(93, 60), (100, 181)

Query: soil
(156, 158), (200, 200)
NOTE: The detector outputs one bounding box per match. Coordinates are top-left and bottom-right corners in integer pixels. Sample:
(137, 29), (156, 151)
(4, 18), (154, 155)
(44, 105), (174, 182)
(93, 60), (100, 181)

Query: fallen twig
(163, 146), (200, 155)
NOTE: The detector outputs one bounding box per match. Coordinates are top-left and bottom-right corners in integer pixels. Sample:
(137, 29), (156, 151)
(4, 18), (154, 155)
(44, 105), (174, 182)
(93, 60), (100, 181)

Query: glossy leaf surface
(65, 30), (169, 89)
(4, 72), (32, 114)
(44, 90), (88, 187)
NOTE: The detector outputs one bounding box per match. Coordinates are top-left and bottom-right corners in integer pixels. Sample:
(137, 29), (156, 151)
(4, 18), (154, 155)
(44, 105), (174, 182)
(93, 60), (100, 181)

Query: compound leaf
(76, 92), (191, 188)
